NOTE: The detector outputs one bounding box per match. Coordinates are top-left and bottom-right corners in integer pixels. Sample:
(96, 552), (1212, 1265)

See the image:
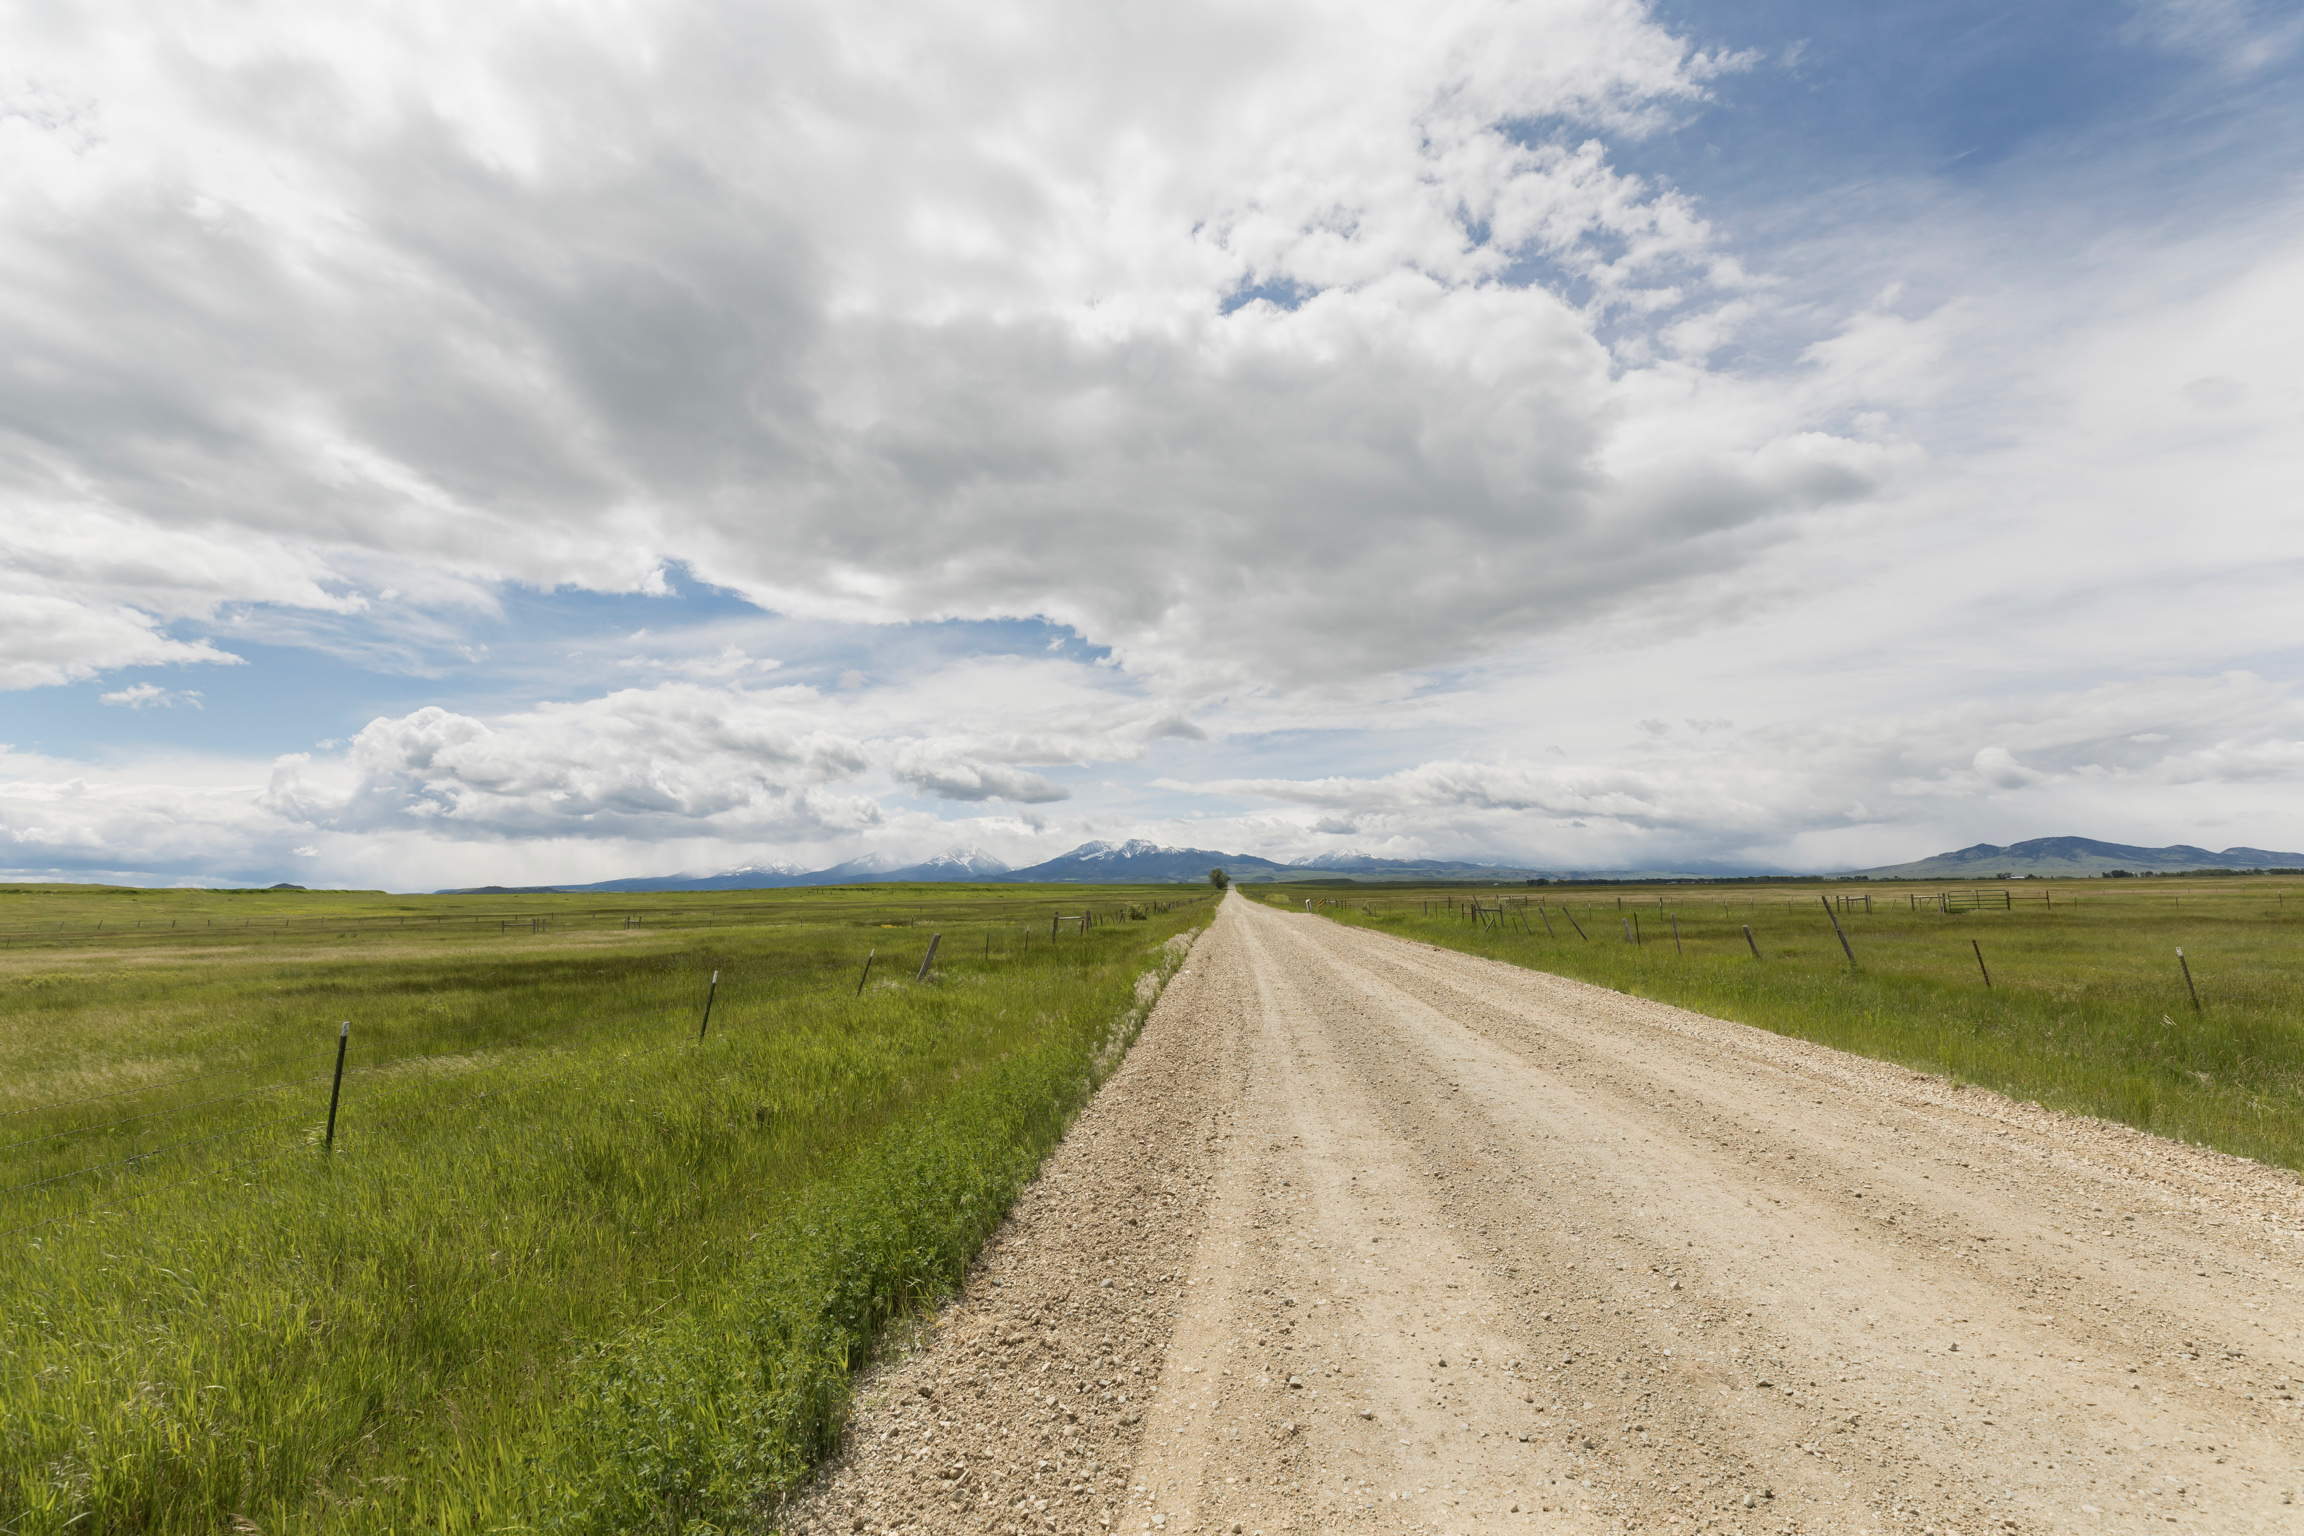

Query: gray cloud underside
(5, 2), (2299, 889)
(0, 0), (1903, 690)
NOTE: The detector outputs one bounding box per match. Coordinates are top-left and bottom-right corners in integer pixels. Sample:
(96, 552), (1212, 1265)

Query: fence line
(0, 891), (1218, 947)
(0, 1060), (311, 1121)
(0, 1070), (335, 1154)
(1, 1105), (315, 1200)
(3, 902), (1217, 1243)
(0, 1136), (315, 1240)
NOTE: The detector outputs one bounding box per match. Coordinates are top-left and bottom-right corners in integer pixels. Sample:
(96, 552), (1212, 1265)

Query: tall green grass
(1304, 878), (2304, 1170)
(0, 885), (1206, 1533)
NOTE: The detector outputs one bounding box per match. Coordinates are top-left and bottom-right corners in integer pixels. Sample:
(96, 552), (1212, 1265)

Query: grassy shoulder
(0, 884), (1211, 1534)
(1276, 878), (2304, 1171)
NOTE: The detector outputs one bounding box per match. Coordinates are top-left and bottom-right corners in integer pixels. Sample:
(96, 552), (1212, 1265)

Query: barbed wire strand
(0, 1061), (301, 1120)
(0, 915), (1209, 1242)
(0, 1103), (314, 1200)
(0, 1137), (314, 1240)
(1, 1002), (705, 1122)
(0, 1069), (335, 1153)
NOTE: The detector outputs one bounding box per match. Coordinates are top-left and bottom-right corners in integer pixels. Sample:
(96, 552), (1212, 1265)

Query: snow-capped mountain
(455, 838), (1601, 895)
(808, 851), (907, 881)
(809, 844), (1014, 884)
(549, 860), (809, 893)
(908, 844), (1012, 877)
(997, 840), (1290, 883)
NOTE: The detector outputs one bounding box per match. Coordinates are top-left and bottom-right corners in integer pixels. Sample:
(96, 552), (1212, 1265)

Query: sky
(3, 0), (2302, 890)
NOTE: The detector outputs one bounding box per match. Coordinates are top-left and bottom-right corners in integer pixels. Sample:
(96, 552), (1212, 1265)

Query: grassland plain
(0, 881), (1213, 1535)
(1276, 875), (2304, 1171)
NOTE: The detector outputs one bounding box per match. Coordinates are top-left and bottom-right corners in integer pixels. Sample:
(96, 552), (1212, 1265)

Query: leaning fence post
(1971, 939), (1992, 989)
(1671, 917), (1682, 955)
(698, 970), (719, 1041)
(2177, 947), (2201, 1011)
(324, 1021), (349, 1150)
(855, 949), (875, 995)
(1743, 924), (1761, 960)
(915, 933), (942, 981)
(1820, 896), (1857, 968)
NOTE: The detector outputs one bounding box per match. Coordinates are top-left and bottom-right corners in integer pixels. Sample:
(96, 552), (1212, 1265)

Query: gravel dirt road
(779, 893), (2304, 1535)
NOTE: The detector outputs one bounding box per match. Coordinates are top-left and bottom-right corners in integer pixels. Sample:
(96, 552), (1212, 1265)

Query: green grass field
(1275, 875), (2304, 1172)
(0, 881), (1213, 1535)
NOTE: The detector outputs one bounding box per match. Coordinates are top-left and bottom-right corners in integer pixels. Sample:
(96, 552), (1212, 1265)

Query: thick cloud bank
(3, 0), (2300, 886)
(0, 0), (1902, 690)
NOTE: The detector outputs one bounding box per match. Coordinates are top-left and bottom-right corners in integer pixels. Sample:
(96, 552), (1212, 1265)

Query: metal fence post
(324, 1022), (349, 1150)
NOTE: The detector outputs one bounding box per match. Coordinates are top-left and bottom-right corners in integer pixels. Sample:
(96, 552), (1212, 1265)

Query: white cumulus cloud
(0, 0), (1900, 696)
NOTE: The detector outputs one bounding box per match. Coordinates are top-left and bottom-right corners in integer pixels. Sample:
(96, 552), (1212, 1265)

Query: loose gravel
(776, 893), (2304, 1534)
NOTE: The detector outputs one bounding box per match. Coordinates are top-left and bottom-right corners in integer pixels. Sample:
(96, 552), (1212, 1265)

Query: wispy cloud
(98, 682), (203, 710)
(0, 1), (2298, 886)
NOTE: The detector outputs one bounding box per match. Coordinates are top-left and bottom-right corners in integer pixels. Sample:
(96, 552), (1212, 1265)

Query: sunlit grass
(0, 882), (1210, 1533)
(1298, 876), (2304, 1169)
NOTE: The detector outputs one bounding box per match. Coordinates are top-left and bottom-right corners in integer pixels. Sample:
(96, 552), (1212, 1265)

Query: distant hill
(989, 840), (1632, 884)
(458, 844), (1017, 895)
(441, 839), (1592, 894)
(1854, 836), (2304, 880)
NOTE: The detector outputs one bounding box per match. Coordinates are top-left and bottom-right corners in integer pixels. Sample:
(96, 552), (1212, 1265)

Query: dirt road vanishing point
(780, 892), (2304, 1535)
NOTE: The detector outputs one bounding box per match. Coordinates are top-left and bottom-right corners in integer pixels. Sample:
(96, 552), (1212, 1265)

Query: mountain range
(445, 839), (1568, 893)
(1850, 836), (2304, 879)
(438, 834), (2304, 894)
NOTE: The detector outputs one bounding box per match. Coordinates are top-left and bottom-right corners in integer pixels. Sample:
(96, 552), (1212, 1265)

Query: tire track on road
(781, 894), (2304, 1536)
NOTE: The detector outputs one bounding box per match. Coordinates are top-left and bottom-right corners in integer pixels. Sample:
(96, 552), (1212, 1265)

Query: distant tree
(1208, 867), (1229, 889)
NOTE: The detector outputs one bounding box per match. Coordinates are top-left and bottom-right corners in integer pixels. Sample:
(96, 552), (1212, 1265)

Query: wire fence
(0, 894), (1209, 947)
(1289, 885), (2287, 1019)
(0, 898), (1217, 1245)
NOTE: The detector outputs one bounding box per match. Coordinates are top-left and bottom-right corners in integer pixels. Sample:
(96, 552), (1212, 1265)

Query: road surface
(780, 892), (2303, 1534)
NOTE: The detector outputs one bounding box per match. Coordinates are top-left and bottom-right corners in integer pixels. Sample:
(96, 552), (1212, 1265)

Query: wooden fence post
(1820, 896), (1857, 967)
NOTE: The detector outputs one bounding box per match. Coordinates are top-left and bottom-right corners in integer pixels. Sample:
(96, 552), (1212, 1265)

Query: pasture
(0, 881), (1212, 1534)
(1291, 875), (2304, 1171)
